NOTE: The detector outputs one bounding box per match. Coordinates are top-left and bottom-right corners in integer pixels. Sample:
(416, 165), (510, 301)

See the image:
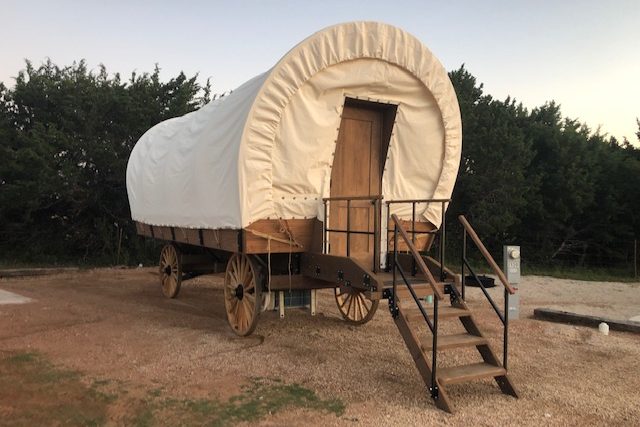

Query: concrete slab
(0, 289), (32, 305)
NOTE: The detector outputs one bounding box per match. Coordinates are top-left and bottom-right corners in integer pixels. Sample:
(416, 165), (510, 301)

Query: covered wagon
(127, 20), (461, 332)
(126, 21), (518, 412)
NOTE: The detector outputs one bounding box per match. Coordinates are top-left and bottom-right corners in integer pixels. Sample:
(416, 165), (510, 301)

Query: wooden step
(437, 362), (506, 385)
(394, 283), (445, 300)
(420, 333), (487, 351)
(403, 305), (471, 322)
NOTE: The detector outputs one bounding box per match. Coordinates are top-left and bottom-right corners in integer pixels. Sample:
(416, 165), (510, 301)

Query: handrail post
(431, 296), (439, 398)
(393, 224), (399, 315)
(440, 201), (446, 282)
(373, 198), (380, 273)
(323, 200), (328, 254)
(504, 287), (509, 370)
(461, 229), (466, 300)
(346, 199), (351, 257)
(385, 202), (391, 271)
(411, 202), (417, 276)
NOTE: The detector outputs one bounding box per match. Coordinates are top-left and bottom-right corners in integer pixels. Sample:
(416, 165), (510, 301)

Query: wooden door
(329, 105), (384, 265)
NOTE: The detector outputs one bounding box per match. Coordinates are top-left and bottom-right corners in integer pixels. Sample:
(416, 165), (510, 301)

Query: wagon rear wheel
(335, 287), (378, 325)
(159, 243), (181, 298)
(224, 253), (263, 336)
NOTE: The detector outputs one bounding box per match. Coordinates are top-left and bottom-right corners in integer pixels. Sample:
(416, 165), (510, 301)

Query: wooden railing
(391, 214), (445, 300)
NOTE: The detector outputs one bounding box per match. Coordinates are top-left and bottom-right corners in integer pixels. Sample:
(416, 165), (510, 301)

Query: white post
(279, 291), (285, 319)
(310, 289), (317, 316)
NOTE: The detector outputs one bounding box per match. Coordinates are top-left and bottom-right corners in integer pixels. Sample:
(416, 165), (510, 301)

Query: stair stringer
(452, 299), (519, 398)
(392, 308), (455, 413)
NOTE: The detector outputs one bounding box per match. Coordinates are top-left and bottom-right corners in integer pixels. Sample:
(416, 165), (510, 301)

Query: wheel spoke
(231, 258), (240, 283)
(241, 258), (250, 284)
(359, 294), (368, 317)
(243, 299), (253, 321)
(346, 293), (354, 317)
(242, 301), (252, 331)
(244, 277), (255, 292)
(236, 257), (244, 282)
(245, 293), (255, 305)
(339, 293), (351, 308)
(361, 294), (371, 312)
(353, 294), (361, 320)
(233, 299), (242, 328)
(228, 269), (238, 287)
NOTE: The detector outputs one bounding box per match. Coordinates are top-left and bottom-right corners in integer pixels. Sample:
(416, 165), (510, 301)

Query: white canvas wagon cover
(126, 21), (462, 229)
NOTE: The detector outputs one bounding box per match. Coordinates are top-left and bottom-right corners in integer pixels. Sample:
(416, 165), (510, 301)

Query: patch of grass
(6, 352), (39, 364)
(131, 406), (155, 427)
(0, 351), (109, 426)
(147, 386), (163, 398)
(149, 377), (345, 426)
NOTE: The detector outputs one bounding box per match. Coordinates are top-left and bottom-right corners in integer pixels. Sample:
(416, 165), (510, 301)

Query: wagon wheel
(159, 243), (182, 298)
(224, 253), (263, 336)
(335, 286), (379, 325)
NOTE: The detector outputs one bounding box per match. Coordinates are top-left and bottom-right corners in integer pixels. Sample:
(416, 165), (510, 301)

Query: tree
(0, 60), (205, 264)
(448, 66), (534, 248)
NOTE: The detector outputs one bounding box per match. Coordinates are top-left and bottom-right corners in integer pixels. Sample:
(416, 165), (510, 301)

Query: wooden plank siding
(136, 217), (433, 254)
(135, 218), (321, 255)
(387, 219), (436, 252)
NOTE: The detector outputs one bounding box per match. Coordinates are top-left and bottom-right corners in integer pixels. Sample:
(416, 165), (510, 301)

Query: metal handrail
(323, 195), (383, 202)
(385, 198), (450, 281)
(323, 196), (382, 273)
(458, 214), (512, 370)
(386, 198), (450, 203)
(390, 215), (440, 399)
(458, 215), (515, 294)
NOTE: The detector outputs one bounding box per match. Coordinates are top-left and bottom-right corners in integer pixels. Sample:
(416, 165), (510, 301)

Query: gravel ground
(0, 268), (638, 426)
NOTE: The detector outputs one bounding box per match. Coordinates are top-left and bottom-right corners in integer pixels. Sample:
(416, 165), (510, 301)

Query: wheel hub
(164, 265), (172, 275)
(235, 284), (244, 300)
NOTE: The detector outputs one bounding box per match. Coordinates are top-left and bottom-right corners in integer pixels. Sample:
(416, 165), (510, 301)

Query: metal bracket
(337, 270), (344, 282)
(362, 274), (376, 291)
(449, 289), (459, 305)
(387, 295), (399, 319)
(429, 385), (439, 400)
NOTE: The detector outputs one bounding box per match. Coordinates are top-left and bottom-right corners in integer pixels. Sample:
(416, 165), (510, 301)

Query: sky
(2, 0), (639, 142)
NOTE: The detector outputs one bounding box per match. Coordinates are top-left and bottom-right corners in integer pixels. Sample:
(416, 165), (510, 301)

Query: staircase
(386, 214), (518, 413)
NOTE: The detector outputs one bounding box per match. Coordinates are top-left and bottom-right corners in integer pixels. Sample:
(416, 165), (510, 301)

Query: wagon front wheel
(224, 253), (263, 336)
(159, 243), (182, 298)
(335, 287), (378, 325)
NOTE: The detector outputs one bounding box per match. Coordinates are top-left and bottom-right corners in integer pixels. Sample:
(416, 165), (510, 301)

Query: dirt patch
(0, 269), (639, 425)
